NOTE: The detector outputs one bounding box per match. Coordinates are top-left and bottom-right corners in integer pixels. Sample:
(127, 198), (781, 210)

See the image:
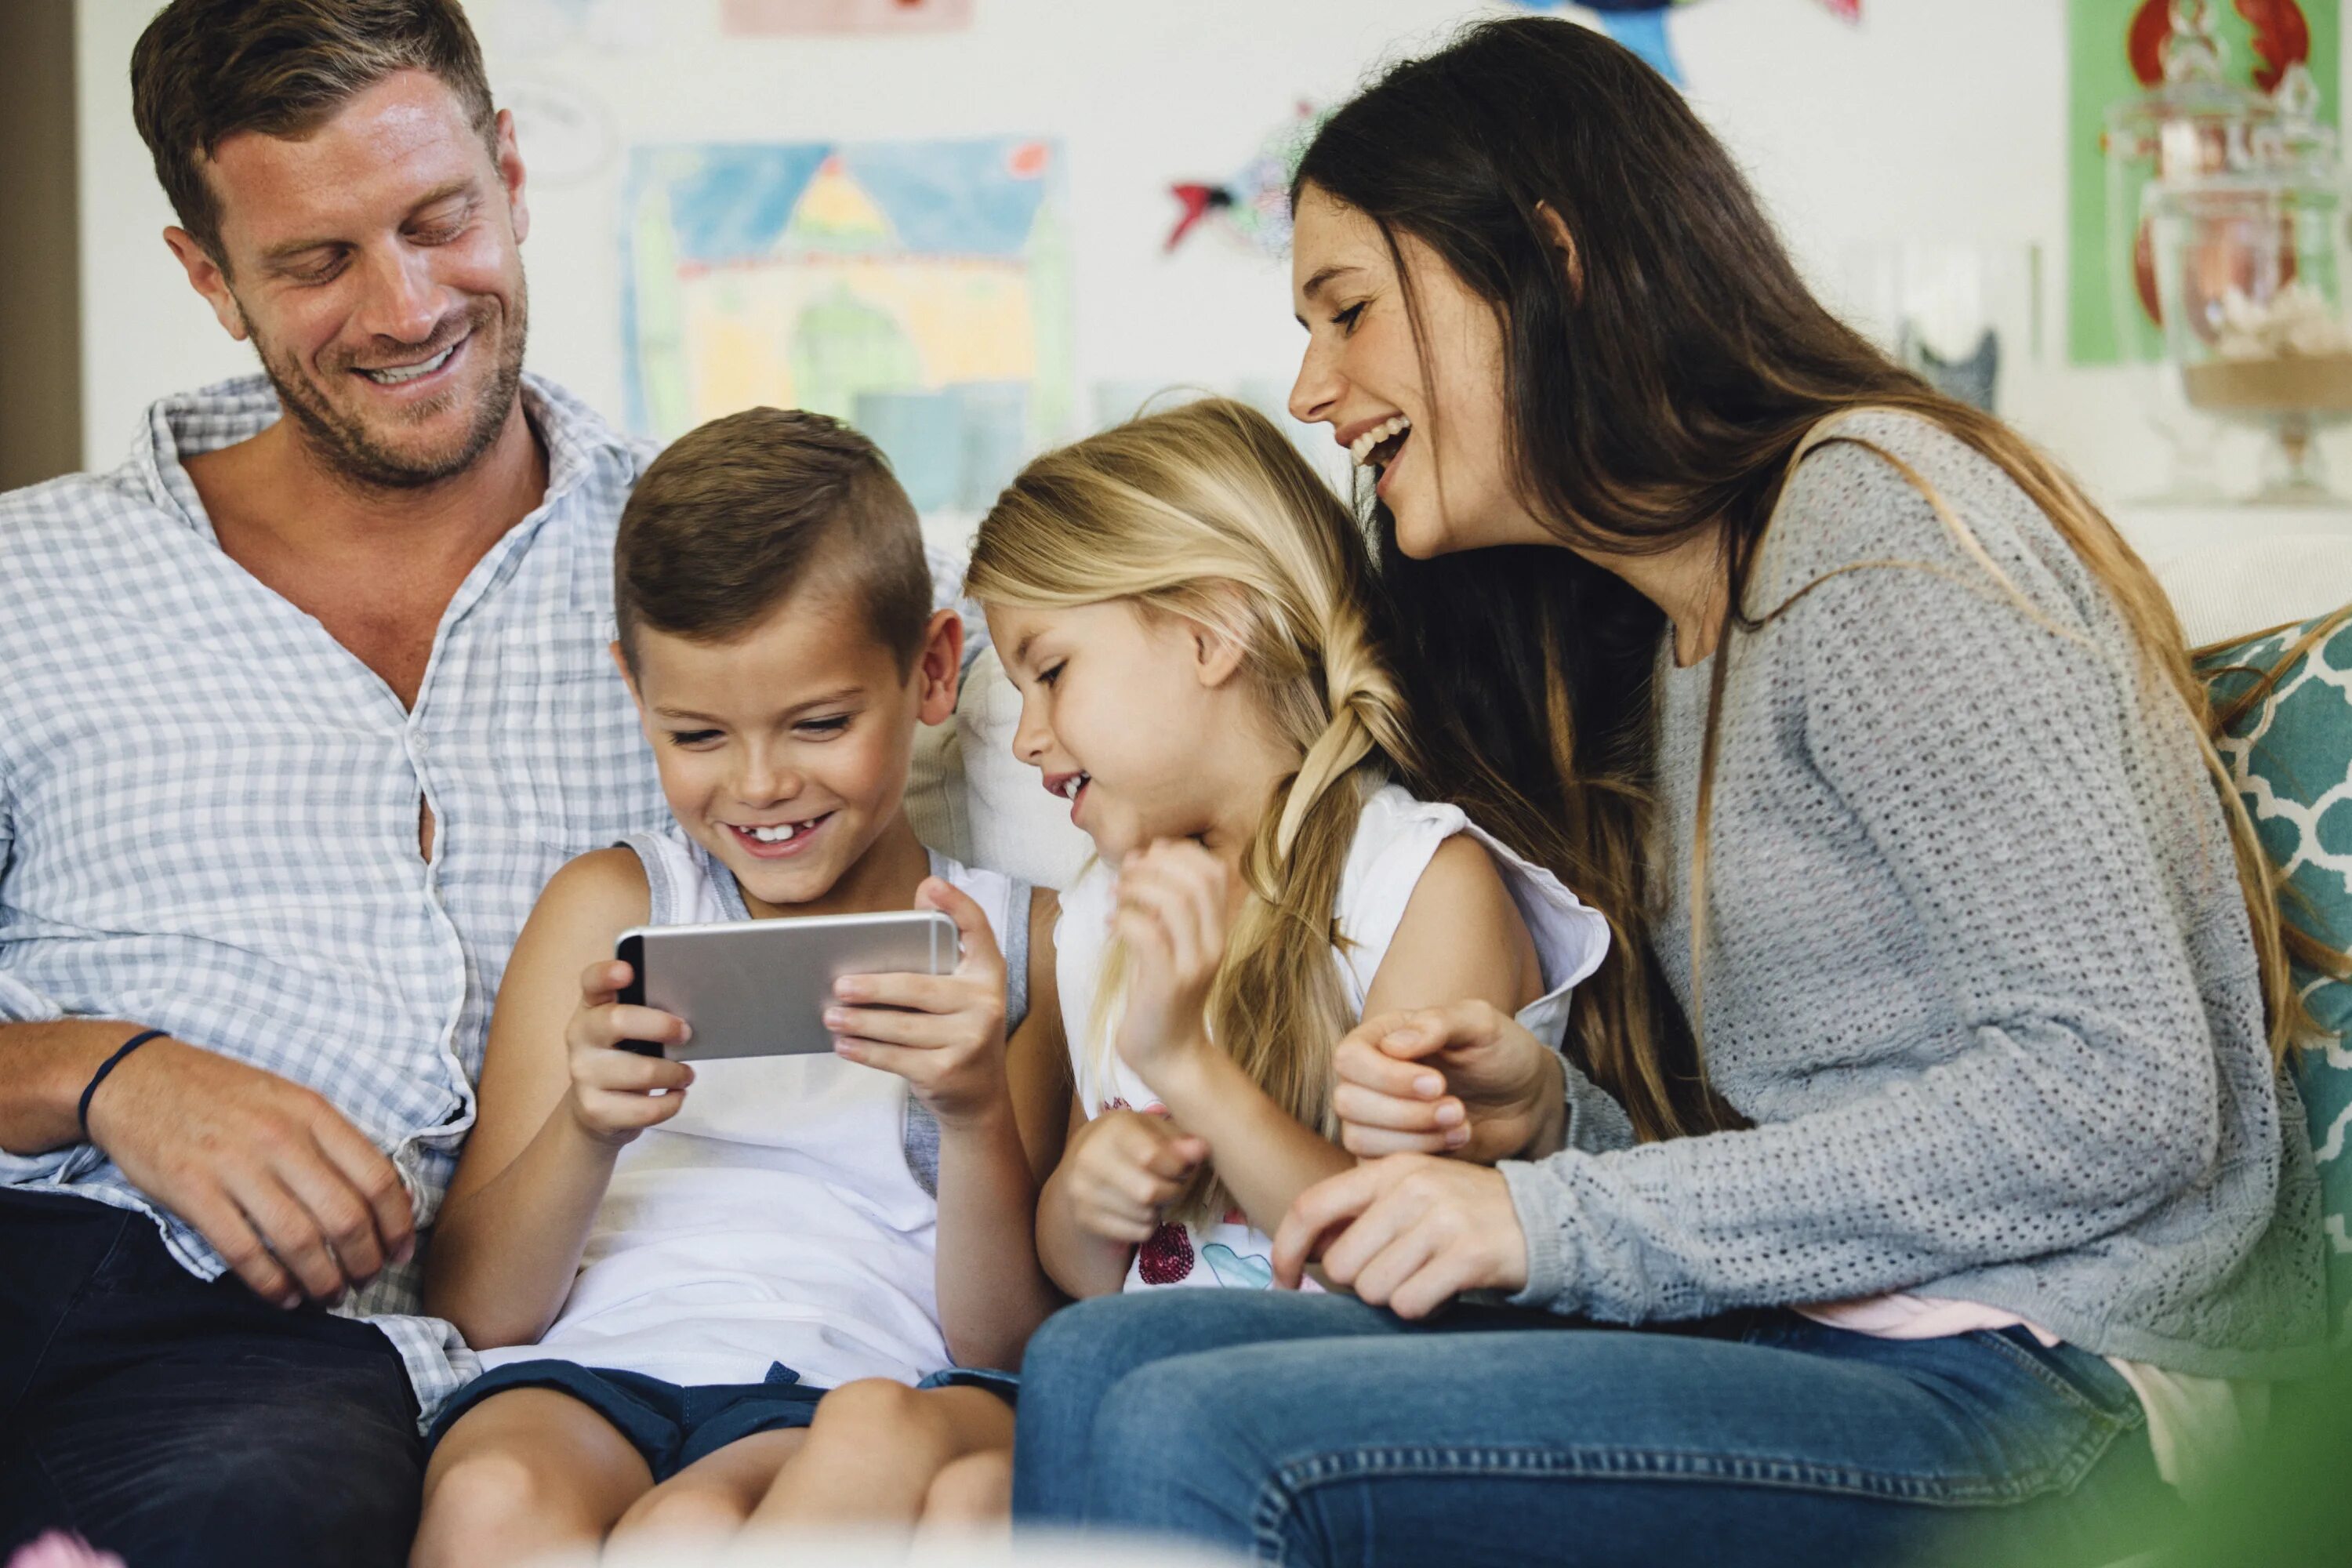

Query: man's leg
(1, 1190), (424, 1568)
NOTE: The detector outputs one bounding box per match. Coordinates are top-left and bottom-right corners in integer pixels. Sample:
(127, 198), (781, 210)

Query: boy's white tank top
(473, 828), (1025, 1390)
(1055, 782), (1608, 1293)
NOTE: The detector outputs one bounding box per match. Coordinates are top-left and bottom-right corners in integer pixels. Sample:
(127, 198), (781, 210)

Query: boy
(408, 408), (1065, 1566)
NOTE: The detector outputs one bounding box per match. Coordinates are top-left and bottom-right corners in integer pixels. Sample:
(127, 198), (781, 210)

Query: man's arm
(0, 1018), (416, 1309)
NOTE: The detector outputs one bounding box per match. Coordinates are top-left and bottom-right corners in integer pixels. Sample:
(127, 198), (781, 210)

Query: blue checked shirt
(0, 374), (671, 1421)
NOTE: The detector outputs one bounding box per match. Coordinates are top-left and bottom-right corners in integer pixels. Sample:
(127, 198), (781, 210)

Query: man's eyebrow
(257, 180), (478, 266)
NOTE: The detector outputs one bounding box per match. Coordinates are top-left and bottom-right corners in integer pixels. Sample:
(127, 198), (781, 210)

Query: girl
(965, 396), (1609, 1309)
(1010, 18), (2330, 1568)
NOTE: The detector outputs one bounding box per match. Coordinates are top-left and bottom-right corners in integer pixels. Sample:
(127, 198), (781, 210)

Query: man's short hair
(131, 0), (498, 263)
(614, 408), (934, 678)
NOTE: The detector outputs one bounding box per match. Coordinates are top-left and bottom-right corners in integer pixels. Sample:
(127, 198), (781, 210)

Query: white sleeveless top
(1055, 782), (1609, 1293)
(474, 829), (1026, 1390)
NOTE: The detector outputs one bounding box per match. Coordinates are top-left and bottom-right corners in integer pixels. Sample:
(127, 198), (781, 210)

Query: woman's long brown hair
(1294, 16), (2328, 1141)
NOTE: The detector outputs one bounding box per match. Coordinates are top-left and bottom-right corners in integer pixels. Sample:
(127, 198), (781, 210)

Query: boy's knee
(809, 1377), (933, 1443)
(420, 1448), (557, 1537)
(611, 1481), (747, 1543)
(923, 1450), (1012, 1523)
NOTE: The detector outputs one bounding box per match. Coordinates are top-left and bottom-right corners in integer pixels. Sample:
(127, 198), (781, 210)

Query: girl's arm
(423, 849), (691, 1348)
(1035, 1094), (1203, 1298)
(1127, 837), (1541, 1239)
(927, 887), (1073, 1368)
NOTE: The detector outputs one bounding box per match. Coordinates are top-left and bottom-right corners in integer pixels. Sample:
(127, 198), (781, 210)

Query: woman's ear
(1533, 201), (1583, 298)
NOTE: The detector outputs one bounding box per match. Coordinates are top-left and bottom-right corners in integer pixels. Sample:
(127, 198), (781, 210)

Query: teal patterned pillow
(2198, 609), (2352, 1342)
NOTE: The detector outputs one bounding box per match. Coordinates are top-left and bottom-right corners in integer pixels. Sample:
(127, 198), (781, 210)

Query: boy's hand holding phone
(1111, 840), (1230, 1084)
(566, 959), (695, 1146)
(1058, 1108), (1207, 1245)
(824, 877), (1010, 1130)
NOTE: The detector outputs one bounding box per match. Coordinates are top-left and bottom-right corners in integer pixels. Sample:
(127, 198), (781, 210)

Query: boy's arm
(933, 887), (1073, 1367)
(1149, 836), (1538, 1238)
(423, 848), (658, 1348)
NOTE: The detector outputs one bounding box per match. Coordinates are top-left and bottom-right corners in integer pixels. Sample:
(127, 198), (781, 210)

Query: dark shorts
(428, 1359), (1018, 1483)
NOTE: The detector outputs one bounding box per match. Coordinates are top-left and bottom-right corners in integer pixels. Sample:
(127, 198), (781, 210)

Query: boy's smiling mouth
(726, 811), (834, 858)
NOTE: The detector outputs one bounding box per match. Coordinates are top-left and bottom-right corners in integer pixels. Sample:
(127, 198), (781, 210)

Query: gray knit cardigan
(1500, 411), (2325, 1378)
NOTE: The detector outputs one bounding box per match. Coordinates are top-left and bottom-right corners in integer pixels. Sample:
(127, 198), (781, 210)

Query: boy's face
(619, 591), (961, 916)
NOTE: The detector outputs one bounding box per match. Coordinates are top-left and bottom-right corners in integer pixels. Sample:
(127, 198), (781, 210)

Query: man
(0, 4), (670, 1562)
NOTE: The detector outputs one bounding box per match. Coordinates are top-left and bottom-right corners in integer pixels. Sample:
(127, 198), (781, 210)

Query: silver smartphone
(614, 910), (960, 1061)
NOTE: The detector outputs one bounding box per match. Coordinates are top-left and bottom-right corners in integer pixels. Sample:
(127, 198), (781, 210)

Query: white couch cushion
(2148, 533), (2352, 648)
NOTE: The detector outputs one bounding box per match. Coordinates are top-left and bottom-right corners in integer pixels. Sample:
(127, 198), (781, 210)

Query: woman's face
(1287, 183), (1552, 557)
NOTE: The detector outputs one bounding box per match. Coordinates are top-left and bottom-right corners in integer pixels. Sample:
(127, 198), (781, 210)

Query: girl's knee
(922, 1450), (1013, 1524)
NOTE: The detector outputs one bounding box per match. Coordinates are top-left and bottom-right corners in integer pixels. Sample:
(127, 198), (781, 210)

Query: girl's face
(1287, 183), (1553, 557)
(985, 598), (1249, 867)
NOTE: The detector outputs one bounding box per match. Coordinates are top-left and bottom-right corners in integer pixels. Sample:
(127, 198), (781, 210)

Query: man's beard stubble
(251, 283), (529, 493)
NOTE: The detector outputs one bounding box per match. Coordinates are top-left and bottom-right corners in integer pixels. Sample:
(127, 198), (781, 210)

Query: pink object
(721, 0), (971, 35)
(1818, 0), (1862, 20)
(5, 1534), (127, 1568)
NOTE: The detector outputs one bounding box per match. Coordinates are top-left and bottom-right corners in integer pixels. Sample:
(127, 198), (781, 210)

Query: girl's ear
(1189, 618), (1250, 690)
(915, 609), (965, 725)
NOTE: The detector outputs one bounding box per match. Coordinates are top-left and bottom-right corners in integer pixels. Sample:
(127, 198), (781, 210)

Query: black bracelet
(78, 1029), (168, 1142)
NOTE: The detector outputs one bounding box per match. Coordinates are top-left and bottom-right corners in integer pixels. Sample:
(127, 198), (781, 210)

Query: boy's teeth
(746, 820), (810, 843)
(362, 344), (456, 385)
(1349, 415), (1412, 467)
(1060, 773), (1088, 800)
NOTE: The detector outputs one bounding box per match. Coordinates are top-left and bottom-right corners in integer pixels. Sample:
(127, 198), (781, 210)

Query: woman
(1008, 17), (2326, 1565)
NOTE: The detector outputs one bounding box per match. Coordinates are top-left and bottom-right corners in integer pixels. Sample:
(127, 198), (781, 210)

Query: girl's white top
(474, 829), (1022, 1390)
(1054, 782), (1609, 1292)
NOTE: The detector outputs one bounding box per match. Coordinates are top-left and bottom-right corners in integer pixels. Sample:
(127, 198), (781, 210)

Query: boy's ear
(915, 609), (964, 726)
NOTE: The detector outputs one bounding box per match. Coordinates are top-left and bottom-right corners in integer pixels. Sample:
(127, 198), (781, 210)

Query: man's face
(166, 69), (530, 490)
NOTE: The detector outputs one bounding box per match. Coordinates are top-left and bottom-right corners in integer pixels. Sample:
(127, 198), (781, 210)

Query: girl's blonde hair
(966, 397), (1425, 1221)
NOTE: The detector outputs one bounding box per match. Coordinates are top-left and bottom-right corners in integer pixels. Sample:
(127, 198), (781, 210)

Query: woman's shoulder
(1758, 407), (2093, 632)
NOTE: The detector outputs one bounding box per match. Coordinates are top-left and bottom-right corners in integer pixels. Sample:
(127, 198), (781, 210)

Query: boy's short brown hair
(614, 408), (933, 677)
(131, 0), (498, 263)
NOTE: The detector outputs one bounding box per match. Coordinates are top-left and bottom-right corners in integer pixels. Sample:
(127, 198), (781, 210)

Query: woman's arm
(423, 849), (690, 1347)
(1292, 543), (2245, 1323)
(1145, 836), (1543, 1236)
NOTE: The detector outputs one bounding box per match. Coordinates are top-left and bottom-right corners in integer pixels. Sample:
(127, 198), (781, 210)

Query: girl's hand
(1060, 1108), (1208, 1245)
(1271, 1154), (1528, 1318)
(1331, 1001), (1564, 1163)
(564, 960), (694, 1147)
(1112, 840), (1229, 1082)
(827, 878), (1011, 1131)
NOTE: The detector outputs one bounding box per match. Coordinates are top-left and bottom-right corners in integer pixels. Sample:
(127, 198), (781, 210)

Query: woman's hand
(1112, 840), (1229, 1083)
(1272, 1154), (1528, 1318)
(1058, 1108), (1208, 1245)
(826, 877), (1012, 1131)
(1330, 1000), (1564, 1163)
(564, 960), (694, 1147)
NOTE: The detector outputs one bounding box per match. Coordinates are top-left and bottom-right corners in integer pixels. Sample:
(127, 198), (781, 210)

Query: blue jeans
(1012, 1291), (2175, 1566)
(1, 1189), (421, 1567)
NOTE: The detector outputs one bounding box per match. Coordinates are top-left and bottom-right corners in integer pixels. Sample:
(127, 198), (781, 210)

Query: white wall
(71, 0), (2352, 507)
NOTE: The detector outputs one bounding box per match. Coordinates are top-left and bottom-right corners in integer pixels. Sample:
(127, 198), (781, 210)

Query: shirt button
(411, 732), (432, 757)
